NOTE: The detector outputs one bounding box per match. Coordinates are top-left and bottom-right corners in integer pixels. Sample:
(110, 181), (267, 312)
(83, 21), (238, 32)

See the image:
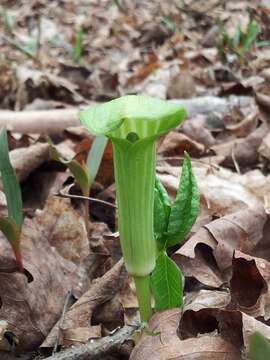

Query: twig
(44, 322), (139, 360)
(52, 291), (72, 355)
(55, 191), (117, 209)
(231, 143), (241, 174)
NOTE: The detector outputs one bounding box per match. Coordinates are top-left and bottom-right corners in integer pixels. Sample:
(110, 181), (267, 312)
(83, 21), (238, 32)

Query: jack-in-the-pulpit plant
(79, 95), (199, 322)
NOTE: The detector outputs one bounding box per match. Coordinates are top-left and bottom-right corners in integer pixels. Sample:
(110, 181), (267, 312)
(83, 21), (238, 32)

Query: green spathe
(79, 95), (186, 140)
(79, 95), (186, 321)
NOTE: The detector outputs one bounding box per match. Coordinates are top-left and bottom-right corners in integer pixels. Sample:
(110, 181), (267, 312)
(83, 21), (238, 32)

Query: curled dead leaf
(0, 218), (77, 351)
(8, 143), (50, 182)
(42, 259), (125, 348)
(130, 309), (240, 360)
(174, 205), (266, 290)
(231, 250), (270, 320)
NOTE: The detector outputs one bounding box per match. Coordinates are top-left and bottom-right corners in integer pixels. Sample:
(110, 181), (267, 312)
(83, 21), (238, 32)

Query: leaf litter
(0, 0), (270, 359)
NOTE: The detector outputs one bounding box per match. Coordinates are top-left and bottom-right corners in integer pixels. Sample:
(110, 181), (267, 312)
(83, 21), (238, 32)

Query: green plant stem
(134, 275), (152, 322)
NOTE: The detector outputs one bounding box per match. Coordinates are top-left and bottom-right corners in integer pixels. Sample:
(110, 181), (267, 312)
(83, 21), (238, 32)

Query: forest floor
(0, 0), (270, 359)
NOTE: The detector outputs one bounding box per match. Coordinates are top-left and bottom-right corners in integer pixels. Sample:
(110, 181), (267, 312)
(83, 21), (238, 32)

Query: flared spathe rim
(79, 95), (186, 141)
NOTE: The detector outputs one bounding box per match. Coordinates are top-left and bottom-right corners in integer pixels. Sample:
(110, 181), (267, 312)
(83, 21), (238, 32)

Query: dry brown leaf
(130, 309), (240, 360)
(9, 143), (50, 182)
(173, 246), (224, 289)
(42, 259), (125, 348)
(158, 132), (205, 157)
(179, 290), (270, 356)
(167, 71), (197, 99)
(35, 196), (89, 264)
(126, 61), (160, 86)
(225, 107), (259, 137)
(211, 123), (268, 168)
(158, 165), (265, 216)
(256, 92), (270, 123)
(175, 206), (266, 288)
(231, 250), (270, 320)
(0, 218), (76, 351)
(258, 131), (270, 159)
(181, 115), (216, 148)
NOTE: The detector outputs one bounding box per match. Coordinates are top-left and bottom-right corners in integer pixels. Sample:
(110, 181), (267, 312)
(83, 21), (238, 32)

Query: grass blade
(73, 27), (84, 64)
(87, 135), (108, 185)
(0, 127), (23, 228)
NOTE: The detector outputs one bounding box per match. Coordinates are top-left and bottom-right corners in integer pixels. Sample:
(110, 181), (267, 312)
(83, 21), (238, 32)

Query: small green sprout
(73, 26), (84, 64)
(79, 95), (199, 322)
(217, 19), (260, 61)
(0, 128), (24, 272)
(49, 136), (107, 241)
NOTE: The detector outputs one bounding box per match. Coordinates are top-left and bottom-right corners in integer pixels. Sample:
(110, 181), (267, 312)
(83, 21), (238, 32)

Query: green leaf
(243, 20), (260, 51)
(79, 95), (186, 140)
(87, 136), (108, 184)
(49, 144), (90, 196)
(232, 24), (242, 49)
(151, 252), (183, 311)
(154, 176), (171, 247)
(0, 127), (23, 229)
(73, 27), (84, 63)
(166, 152), (199, 248)
(0, 217), (23, 271)
(249, 332), (270, 360)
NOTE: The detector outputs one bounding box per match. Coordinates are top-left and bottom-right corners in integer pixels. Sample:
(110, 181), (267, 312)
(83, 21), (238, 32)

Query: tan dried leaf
(130, 309), (240, 360)
(0, 218), (76, 350)
(42, 259), (125, 348)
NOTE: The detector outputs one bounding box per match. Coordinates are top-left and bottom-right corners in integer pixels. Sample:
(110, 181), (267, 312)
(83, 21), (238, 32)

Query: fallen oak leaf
(158, 165), (264, 216)
(9, 142), (50, 182)
(211, 122), (268, 168)
(35, 196), (89, 264)
(179, 290), (270, 357)
(0, 217), (77, 351)
(230, 250), (270, 320)
(174, 205), (266, 288)
(42, 258), (125, 348)
(130, 308), (240, 360)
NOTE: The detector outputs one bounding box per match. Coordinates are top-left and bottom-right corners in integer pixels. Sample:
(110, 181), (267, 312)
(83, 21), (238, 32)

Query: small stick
(44, 322), (139, 360)
(55, 191), (117, 209)
(52, 290), (72, 355)
(231, 143), (241, 174)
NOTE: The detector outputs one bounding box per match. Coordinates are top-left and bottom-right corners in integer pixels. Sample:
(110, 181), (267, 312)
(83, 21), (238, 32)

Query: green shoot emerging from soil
(217, 19), (260, 61)
(79, 95), (199, 322)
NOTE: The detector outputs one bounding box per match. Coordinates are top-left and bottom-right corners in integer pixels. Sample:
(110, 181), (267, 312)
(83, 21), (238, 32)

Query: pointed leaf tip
(166, 152), (200, 248)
